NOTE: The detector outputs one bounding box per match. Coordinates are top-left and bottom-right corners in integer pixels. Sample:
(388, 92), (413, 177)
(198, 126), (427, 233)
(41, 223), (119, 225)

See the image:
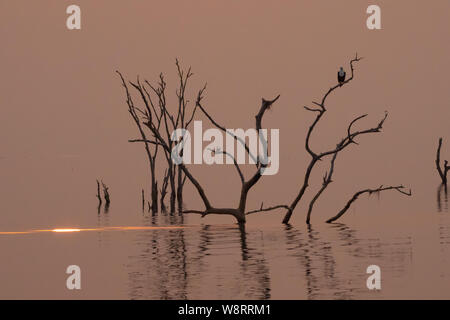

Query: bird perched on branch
(338, 67), (346, 86)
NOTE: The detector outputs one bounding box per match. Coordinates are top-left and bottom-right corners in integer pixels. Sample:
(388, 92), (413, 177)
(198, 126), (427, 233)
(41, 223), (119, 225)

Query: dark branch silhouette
(101, 180), (111, 213)
(436, 137), (449, 185)
(282, 53), (407, 224)
(118, 62), (283, 223)
(117, 71), (161, 214)
(117, 55), (410, 225)
(306, 152), (338, 224)
(326, 185), (411, 223)
(246, 204), (290, 215)
(118, 61), (198, 214)
(96, 179), (102, 214)
(180, 95), (282, 223)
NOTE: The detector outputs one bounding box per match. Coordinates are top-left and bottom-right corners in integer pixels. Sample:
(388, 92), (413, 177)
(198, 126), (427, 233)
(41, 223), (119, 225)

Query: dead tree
(145, 61), (194, 214)
(118, 55), (409, 225)
(119, 64), (284, 223)
(173, 93), (282, 223)
(436, 137), (449, 185)
(326, 186), (411, 223)
(145, 73), (177, 213)
(282, 53), (410, 224)
(174, 60), (193, 212)
(121, 61), (196, 214)
(192, 91), (284, 222)
(117, 72), (162, 214)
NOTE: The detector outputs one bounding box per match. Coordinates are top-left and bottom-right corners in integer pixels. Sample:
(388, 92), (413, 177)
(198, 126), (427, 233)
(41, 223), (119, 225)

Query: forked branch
(306, 151), (338, 224)
(282, 53), (408, 225)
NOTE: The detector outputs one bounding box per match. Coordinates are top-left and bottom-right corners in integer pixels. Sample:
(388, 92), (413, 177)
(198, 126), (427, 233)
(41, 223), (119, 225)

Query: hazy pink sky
(0, 1), (449, 228)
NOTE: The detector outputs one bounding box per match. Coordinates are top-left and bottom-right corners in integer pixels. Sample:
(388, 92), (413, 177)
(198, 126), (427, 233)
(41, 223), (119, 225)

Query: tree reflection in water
(126, 215), (270, 299)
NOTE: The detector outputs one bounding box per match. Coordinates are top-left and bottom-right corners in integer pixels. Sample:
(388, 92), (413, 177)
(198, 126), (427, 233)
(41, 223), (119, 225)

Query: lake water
(1, 0), (450, 301)
(1, 184), (448, 299)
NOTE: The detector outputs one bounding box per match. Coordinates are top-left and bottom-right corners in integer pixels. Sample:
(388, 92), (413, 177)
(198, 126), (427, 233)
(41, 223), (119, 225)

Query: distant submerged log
(436, 137), (449, 185)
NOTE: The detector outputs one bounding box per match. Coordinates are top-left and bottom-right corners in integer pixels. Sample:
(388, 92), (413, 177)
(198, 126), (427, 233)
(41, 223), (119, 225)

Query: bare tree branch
(209, 148), (245, 184)
(246, 204), (290, 215)
(282, 54), (403, 224)
(128, 139), (164, 146)
(195, 94), (259, 164)
(283, 110), (388, 224)
(238, 95), (281, 213)
(306, 151), (338, 224)
(117, 70), (159, 213)
(304, 106), (322, 113)
(326, 185), (412, 223)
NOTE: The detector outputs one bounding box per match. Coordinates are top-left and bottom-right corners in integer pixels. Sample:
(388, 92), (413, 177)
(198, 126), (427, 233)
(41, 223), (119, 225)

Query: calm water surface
(1, 186), (448, 299)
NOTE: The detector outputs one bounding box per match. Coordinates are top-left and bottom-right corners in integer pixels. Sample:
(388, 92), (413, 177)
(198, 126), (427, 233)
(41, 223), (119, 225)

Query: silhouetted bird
(338, 67), (346, 86)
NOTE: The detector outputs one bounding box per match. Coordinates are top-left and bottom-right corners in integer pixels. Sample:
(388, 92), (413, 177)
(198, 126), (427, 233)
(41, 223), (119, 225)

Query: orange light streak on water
(0, 226), (186, 235)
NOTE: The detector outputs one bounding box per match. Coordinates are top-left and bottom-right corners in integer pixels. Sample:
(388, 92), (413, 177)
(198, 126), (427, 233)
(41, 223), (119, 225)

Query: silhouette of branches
(282, 53), (409, 224)
(117, 54), (410, 225)
(326, 185), (412, 223)
(118, 61), (283, 223)
(117, 71), (161, 214)
(118, 60), (197, 214)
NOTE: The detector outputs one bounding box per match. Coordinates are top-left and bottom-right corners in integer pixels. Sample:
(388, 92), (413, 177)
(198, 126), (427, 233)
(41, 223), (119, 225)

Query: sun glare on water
(0, 226), (186, 235)
(52, 228), (82, 233)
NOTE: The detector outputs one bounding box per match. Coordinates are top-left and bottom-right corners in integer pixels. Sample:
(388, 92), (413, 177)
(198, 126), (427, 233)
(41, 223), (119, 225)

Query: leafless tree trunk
(436, 137), (449, 185)
(123, 61), (197, 214)
(117, 71), (161, 214)
(174, 60), (191, 213)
